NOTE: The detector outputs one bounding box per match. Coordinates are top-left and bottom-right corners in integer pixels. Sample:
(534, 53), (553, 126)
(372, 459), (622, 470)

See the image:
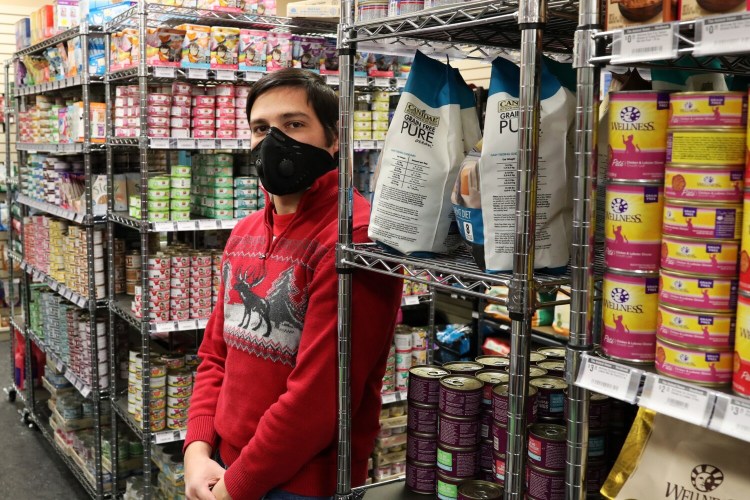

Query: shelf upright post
(136, 2), (154, 497)
(4, 58), (15, 389)
(104, 29), (121, 496)
(427, 288), (436, 365)
(566, 0), (601, 496)
(335, 0), (356, 496)
(505, 0), (546, 496)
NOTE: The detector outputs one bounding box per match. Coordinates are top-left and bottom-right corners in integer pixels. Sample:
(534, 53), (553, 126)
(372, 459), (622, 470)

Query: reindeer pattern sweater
(184, 170), (402, 499)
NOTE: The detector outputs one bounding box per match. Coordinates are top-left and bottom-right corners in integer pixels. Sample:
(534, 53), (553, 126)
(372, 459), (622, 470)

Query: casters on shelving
(7, 388), (16, 403)
(21, 408), (31, 426)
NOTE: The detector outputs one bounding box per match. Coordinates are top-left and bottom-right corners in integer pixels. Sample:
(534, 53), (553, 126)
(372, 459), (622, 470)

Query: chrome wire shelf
(17, 194), (106, 225)
(110, 294), (210, 334)
(112, 398), (187, 444)
(15, 75), (104, 97)
(18, 260), (108, 310)
(15, 24), (102, 58)
(109, 211), (241, 232)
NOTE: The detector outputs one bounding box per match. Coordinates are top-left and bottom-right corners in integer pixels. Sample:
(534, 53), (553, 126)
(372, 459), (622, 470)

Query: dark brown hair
(246, 68), (338, 146)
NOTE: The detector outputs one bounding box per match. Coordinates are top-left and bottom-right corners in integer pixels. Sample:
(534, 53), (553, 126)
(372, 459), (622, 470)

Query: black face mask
(250, 127), (336, 196)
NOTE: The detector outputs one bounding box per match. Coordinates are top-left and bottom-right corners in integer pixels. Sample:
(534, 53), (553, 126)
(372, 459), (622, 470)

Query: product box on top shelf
(54, 0), (80, 31)
(30, 5), (55, 45)
(286, 0), (340, 18)
(318, 38), (338, 74)
(15, 18), (30, 51)
(85, 1), (133, 26)
(679, 0), (747, 20)
(146, 27), (186, 67)
(605, 0), (677, 30)
(248, 0), (277, 15)
(179, 24), (211, 69)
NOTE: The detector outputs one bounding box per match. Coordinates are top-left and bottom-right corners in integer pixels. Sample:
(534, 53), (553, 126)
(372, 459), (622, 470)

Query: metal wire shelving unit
(5, 23), (111, 499)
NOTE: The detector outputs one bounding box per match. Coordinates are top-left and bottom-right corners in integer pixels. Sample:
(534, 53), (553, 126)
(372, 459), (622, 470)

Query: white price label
(354, 76), (368, 87)
(611, 23), (679, 64)
(396, 77), (407, 88)
(64, 289), (73, 300)
(74, 213), (85, 224)
(177, 139), (196, 150)
(81, 385), (91, 398)
(153, 321), (176, 333)
(153, 431), (175, 444)
(153, 221), (175, 232)
(216, 69), (236, 81)
(575, 355), (641, 403)
(243, 71), (264, 82)
(188, 68), (209, 80)
(198, 220), (218, 230)
(153, 66), (176, 78)
(33, 270), (41, 281)
(694, 13), (750, 56)
(176, 221), (197, 231)
(403, 295), (420, 306)
(49, 281), (59, 292)
(710, 396), (750, 442)
(325, 75), (340, 86)
(640, 375), (715, 427)
(221, 139), (239, 149)
(197, 139), (216, 150)
(373, 77), (390, 87)
(76, 296), (87, 308)
(56, 360), (64, 372)
(220, 219), (238, 230)
(197, 318), (209, 329)
(356, 140), (375, 150)
(382, 393), (397, 404)
(177, 320), (198, 331)
(151, 138), (169, 149)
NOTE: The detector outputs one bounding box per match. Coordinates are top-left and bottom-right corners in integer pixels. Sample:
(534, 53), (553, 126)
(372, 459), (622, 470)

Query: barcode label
(694, 13), (750, 56)
(631, 46), (663, 54)
(611, 23), (678, 64)
(640, 374), (714, 427)
(710, 396), (750, 442)
(666, 397), (689, 409)
(575, 355), (641, 403)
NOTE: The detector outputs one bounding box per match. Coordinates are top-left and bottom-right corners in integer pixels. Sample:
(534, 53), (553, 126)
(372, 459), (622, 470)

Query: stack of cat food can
(211, 252), (221, 308)
(394, 326), (414, 391)
(656, 91), (746, 388)
(166, 368), (193, 430)
(603, 90), (670, 365)
(474, 356), (509, 483)
(733, 95), (750, 397)
(169, 252), (190, 321)
(128, 352), (168, 432)
(113, 238), (126, 295)
(125, 250), (141, 296)
(133, 253), (171, 321)
(190, 252), (213, 319)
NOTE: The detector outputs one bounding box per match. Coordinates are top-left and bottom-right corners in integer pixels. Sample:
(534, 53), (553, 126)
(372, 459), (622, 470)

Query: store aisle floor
(0, 340), (90, 500)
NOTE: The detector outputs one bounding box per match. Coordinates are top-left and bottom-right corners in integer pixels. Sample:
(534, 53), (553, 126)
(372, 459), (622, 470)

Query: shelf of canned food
(342, 243), (571, 306)
(16, 143), (91, 154)
(19, 260), (105, 310)
(109, 212), (241, 233)
(110, 294), (210, 334)
(16, 193), (106, 225)
(113, 393), (188, 445)
(14, 74), (104, 97)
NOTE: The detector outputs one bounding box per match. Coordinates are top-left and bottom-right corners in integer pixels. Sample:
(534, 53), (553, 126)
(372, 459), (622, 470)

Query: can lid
(492, 384), (538, 398)
(457, 480), (503, 499)
(607, 178), (664, 187)
(443, 361), (484, 373)
(475, 370), (510, 385)
(528, 367), (549, 378)
(665, 163), (746, 171)
(656, 335), (733, 354)
(529, 423), (566, 441)
(537, 361), (565, 372)
(536, 347), (565, 359)
(409, 365), (449, 379)
(529, 352), (547, 363)
(440, 375), (483, 392)
(475, 355), (510, 367)
(660, 268), (739, 282)
(671, 90), (747, 96)
(740, 290), (750, 300)
(664, 198), (743, 208)
(661, 234), (740, 245)
(529, 377), (567, 391)
(528, 463), (566, 476)
(590, 392), (610, 403)
(406, 458), (437, 468)
(437, 441), (479, 452)
(604, 268), (660, 279)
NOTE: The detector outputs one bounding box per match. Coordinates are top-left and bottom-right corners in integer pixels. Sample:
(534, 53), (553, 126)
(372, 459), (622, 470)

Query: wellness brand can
(457, 480), (503, 500)
(664, 164), (745, 203)
(662, 200), (743, 239)
(406, 460), (437, 494)
(659, 270), (738, 312)
(537, 361), (565, 378)
(666, 129), (747, 165)
(528, 423), (566, 470)
(668, 92), (748, 128)
(655, 337), (733, 386)
(437, 443), (479, 479)
(608, 91), (670, 181)
(740, 190), (750, 292)
(529, 377), (567, 421)
(605, 181), (664, 272)
(438, 413), (480, 448)
(657, 303), (736, 348)
(602, 270), (660, 363)
(733, 292), (750, 396)
(660, 235), (740, 277)
(437, 471), (465, 500)
(439, 375), (483, 417)
(408, 365), (449, 405)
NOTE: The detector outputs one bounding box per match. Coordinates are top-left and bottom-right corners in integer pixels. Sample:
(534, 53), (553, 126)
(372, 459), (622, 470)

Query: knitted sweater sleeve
(223, 232), (401, 499)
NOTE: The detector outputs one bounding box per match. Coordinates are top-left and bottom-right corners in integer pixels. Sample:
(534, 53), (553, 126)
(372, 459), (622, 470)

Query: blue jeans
(262, 491), (332, 500)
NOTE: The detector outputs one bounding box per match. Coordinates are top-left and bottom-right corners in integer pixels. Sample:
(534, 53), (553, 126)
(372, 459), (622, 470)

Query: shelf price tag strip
(611, 22), (679, 64)
(694, 13), (750, 56)
(709, 395), (750, 442)
(639, 374), (715, 428)
(575, 354), (641, 403)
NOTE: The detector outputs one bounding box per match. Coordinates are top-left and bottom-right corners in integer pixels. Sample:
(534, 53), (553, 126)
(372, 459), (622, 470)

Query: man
(184, 69), (402, 500)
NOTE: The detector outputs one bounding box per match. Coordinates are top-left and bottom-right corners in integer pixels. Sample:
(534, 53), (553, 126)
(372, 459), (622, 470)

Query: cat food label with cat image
(655, 336), (733, 386)
(667, 129), (746, 165)
(662, 200), (742, 239)
(668, 92), (748, 128)
(657, 304), (735, 348)
(659, 269), (738, 312)
(740, 190), (750, 293)
(665, 164), (745, 203)
(661, 235), (740, 276)
(608, 91), (670, 180)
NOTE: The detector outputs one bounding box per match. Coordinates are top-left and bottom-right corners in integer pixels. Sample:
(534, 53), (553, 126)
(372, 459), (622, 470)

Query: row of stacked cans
(603, 90), (747, 388)
(383, 325), (430, 394)
(405, 347), (617, 499)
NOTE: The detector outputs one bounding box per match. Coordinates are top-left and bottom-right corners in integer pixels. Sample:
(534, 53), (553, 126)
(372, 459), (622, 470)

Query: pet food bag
(291, 35), (324, 71)
(238, 29), (268, 71)
(266, 32), (292, 71)
(179, 24), (211, 68)
(146, 27), (186, 67)
(369, 51), (479, 255)
(459, 56), (574, 272)
(210, 26), (241, 69)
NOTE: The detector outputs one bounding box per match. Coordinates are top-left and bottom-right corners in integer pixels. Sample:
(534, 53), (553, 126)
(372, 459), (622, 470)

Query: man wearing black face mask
(184, 69), (403, 500)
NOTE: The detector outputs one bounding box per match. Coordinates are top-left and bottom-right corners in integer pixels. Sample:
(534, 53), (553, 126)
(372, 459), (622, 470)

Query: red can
(491, 420), (507, 455)
(526, 464), (565, 500)
(529, 377), (567, 421)
(476, 369), (509, 407)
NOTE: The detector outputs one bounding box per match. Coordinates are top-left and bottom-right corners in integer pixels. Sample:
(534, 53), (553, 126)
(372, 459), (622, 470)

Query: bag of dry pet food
(369, 51), (479, 255)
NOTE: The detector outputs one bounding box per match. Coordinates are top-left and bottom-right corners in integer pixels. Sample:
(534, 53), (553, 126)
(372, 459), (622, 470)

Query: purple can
(476, 369), (509, 407)
(563, 392), (611, 432)
(529, 377), (567, 421)
(437, 471), (464, 500)
(408, 402), (439, 434)
(526, 465), (565, 500)
(407, 431), (438, 463)
(408, 365), (450, 405)
(439, 375), (483, 417)
(479, 439), (493, 470)
(492, 452), (505, 486)
(457, 480), (503, 500)
(437, 443), (479, 479)
(406, 460), (437, 494)
(443, 361), (484, 375)
(479, 410), (493, 439)
(587, 460), (609, 495)
(491, 420), (508, 455)
(528, 423), (566, 470)
(491, 384), (537, 425)
(537, 361), (565, 378)
(588, 431), (606, 460)
(438, 412), (480, 448)
(479, 468), (496, 483)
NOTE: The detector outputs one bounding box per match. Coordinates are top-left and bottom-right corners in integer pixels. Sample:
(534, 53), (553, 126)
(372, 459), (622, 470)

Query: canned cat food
(475, 370), (509, 406)
(167, 417), (187, 430)
(167, 406), (188, 419)
(406, 402), (438, 434)
(439, 375), (483, 417)
(492, 453), (505, 486)
(588, 431), (606, 459)
(167, 384), (192, 397)
(666, 129), (746, 165)
(407, 431), (438, 463)
(536, 347), (566, 360)
(529, 352), (547, 364)
(605, 181), (664, 273)
(443, 361), (483, 375)
(437, 443), (478, 479)
(537, 361), (565, 378)
(437, 471), (463, 500)
(491, 384), (537, 426)
(528, 423), (566, 470)
(438, 413), (479, 448)
(732, 292), (750, 396)
(655, 336), (733, 386)
(668, 92), (748, 128)
(491, 420), (507, 455)
(602, 270), (660, 363)
(608, 91), (670, 181)
(474, 356), (510, 370)
(657, 303), (736, 348)
(408, 365), (449, 405)
(479, 439), (493, 470)
(526, 464), (565, 500)
(406, 460), (437, 494)
(529, 377), (567, 421)
(740, 191), (750, 292)
(457, 480), (503, 500)
(659, 269), (738, 312)
(661, 235), (739, 277)
(663, 200), (742, 239)
(665, 164), (744, 203)
(587, 460), (610, 495)
(167, 369), (192, 387)
(479, 410), (492, 439)
(528, 366), (549, 379)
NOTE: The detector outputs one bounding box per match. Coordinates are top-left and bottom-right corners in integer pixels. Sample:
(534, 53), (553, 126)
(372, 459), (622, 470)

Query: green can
(171, 165), (191, 177)
(147, 189), (170, 201)
(171, 210), (191, 221)
(147, 176), (170, 189)
(148, 210), (170, 222)
(171, 188), (191, 200)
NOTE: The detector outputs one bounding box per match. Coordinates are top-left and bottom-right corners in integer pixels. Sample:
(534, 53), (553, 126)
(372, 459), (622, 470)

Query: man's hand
(185, 441), (226, 500)
(211, 477), (232, 500)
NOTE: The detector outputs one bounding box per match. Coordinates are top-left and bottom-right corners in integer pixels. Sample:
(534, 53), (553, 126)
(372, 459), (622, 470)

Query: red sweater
(185, 170), (402, 499)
